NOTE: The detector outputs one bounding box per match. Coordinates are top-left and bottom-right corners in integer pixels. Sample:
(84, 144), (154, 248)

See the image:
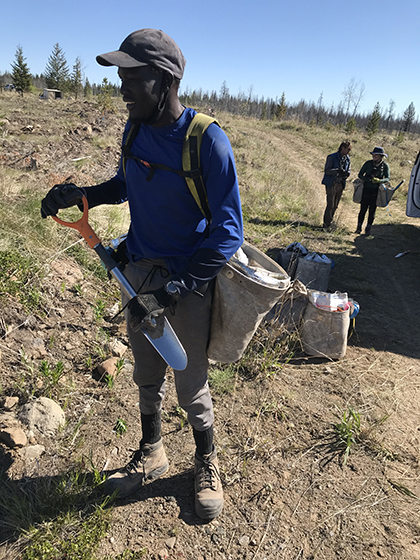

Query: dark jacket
(358, 160), (390, 193)
(322, 151), (351, 188)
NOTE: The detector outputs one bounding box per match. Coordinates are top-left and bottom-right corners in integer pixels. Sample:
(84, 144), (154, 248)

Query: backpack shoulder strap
(182, 113), (219, 222)
(122, 123), (141, 179)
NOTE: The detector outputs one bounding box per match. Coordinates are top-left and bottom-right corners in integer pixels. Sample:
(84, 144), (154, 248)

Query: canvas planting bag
(352, 178), (364, 203)
(354, 178), (399, 207)
(376, 182), (399, 207)
(301, 290), (350, 359)
(207, 242), (290, 363)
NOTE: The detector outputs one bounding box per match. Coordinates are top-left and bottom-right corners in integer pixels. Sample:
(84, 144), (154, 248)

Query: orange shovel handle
(51, 196), (100, 249)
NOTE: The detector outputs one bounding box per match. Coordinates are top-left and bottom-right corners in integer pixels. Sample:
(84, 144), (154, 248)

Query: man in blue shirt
(41, 29), (243, 520)
(321, 142), (351, 230)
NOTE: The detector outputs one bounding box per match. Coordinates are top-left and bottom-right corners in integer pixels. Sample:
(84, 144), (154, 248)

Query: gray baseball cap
(96, 28), (186, 79)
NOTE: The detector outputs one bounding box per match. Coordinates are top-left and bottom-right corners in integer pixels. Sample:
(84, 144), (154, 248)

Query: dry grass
(2, 94), (420, 560)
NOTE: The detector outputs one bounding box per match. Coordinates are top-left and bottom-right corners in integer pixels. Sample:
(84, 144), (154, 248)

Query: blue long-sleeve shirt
(84, 107), (244, 296)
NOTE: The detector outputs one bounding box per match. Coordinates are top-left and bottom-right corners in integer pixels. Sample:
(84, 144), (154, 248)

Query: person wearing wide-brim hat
(355, 146), (390, 235)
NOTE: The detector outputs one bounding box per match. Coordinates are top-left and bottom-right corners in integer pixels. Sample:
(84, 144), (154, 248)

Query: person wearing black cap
(356, 146), (390, 235)
(40, 28), (243, 520)
(321, 141), (352, 230)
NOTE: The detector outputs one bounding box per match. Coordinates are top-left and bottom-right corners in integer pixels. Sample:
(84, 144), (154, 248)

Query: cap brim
(96, 50), (148, 68)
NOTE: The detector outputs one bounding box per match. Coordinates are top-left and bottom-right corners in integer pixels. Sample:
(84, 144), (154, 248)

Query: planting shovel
(51, 196), (188, 371)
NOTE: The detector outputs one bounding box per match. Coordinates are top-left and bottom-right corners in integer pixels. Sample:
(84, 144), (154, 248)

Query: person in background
(321, 141), (352, 230)
(356, 147), (390, 235)
(40, 28), (243, 520)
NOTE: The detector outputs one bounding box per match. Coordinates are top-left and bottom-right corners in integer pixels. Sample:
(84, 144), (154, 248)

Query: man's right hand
(41, 183), (86, 218)
(127, 293), (166, 333)
(127, 286), (179, 333)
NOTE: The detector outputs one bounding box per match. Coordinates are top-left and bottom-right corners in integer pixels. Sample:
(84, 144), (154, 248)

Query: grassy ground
(1, 92), (420, 560)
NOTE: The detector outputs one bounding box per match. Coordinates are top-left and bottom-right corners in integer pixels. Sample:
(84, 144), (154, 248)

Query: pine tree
(402, 102), (416, 133)
(345, 117), (357, 134)
(84, 78), (93, 98)
(70, 57), (83, 99)
(260, 101), (267, 120)
(365, 102), (381, 138)
(44, 43), (70, 91)
(97, 78), (115, 113)
(11, 46), (32, 95)
(275, 92), (287, 120)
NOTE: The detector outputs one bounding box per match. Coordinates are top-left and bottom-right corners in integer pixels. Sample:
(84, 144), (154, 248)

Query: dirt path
(328, 191), (420, 359)
(262, 124), (420, 359)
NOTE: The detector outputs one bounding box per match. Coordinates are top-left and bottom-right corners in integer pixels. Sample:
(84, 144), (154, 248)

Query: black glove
(127, 286), (179, 333)
(41, 183), (86, 218)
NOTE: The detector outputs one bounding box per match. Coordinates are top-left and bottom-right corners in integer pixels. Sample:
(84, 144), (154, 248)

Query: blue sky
(1, 0), (419, 118)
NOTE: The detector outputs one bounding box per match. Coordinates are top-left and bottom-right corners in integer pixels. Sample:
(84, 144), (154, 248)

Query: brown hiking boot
(194, 447), (223, 520)
(104, 440), (168, 498)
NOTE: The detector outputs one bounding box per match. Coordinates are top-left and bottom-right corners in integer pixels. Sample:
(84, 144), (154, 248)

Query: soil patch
(1, 96), (420, 560)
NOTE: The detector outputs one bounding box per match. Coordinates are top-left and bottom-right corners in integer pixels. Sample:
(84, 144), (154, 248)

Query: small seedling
(93, 343), (107, 360)
(174, 405), (187, 429)
(331, 407), (361, 466)
(258, 400), (287, 421)
(20, 347), (34, 375)
(93, 299), (106, 322)
(39, 360), (64, 387)
(73, 283), (82, 296)
(116, 358), (125, 375)
(114, 418), (127, 436)
(104, 373), (115, 390)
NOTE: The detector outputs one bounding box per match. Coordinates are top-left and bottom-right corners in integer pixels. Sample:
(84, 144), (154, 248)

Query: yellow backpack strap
(182, 113), (219, 222)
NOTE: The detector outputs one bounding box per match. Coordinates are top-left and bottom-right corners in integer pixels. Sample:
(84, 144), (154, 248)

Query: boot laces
(197, 458), (219, 490)
(125, 449), (146, 474)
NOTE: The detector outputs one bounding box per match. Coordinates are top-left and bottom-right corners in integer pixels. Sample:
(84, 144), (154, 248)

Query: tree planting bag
(207, 241), (290, 363)
(376, 182), (398, 207)
(353, 178), (364, 203)
(301, 290), (350, 359)
(294, 253), (331, 292)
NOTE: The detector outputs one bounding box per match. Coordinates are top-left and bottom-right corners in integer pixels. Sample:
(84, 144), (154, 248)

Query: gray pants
(122, 259), (214, 431)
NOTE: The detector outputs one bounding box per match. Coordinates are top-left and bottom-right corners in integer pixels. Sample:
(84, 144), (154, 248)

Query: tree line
(2, 44), (120, 99)
(2, 45), (418, 137)
(180, 80), (418, 136)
